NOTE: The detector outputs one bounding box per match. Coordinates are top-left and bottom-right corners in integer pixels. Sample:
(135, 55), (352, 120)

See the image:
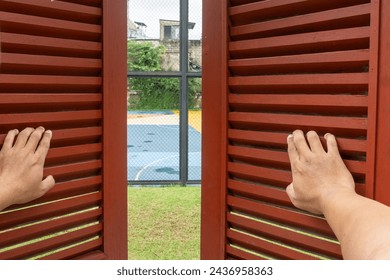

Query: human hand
(0, 127), (55, 211)
(286, 130), (355, 215)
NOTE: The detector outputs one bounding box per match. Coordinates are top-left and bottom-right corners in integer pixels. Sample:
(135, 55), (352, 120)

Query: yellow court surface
(172, 110), (202, 133)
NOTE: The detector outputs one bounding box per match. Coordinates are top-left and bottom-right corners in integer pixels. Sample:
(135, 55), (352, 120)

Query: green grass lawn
(127, 186), (201, 260)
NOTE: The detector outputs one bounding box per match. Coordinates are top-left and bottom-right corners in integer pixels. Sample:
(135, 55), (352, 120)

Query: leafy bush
(127, 41), (164, 72)
(128, 41), (201, 110)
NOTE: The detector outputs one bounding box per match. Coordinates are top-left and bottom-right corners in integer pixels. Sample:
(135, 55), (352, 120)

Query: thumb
(40, 175), (56, 193)
(286, 183), (296, 202)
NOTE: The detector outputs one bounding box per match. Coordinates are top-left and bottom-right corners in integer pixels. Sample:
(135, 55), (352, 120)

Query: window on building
(164, 25), (180, 40)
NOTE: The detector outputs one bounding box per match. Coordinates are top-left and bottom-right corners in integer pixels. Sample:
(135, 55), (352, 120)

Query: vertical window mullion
(179, 0), (189, 184)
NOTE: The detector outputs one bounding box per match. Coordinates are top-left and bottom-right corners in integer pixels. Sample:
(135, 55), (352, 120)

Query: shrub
(127, 41), (165, 71)
(128, 41), (201, 110)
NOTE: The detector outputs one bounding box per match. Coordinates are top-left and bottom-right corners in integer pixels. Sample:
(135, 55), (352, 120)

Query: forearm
(324, 192), (390, 259)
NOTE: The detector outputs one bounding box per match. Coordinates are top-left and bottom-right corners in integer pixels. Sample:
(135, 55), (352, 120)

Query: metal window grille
(127, 0), (202, 185)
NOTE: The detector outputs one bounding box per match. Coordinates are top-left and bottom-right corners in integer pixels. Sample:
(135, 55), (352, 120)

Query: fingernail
(46, 130), (52, 137)
(287, 134), (293, 140)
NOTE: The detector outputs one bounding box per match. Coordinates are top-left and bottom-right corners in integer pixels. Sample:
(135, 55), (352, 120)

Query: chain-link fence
(127, 0), (202, 184)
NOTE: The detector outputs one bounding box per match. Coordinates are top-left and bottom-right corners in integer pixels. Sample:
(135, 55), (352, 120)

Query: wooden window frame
(100, 0), (128, 260)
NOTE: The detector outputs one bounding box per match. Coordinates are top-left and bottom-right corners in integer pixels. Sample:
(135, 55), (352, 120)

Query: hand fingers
(1, 129), (19, 151)
(292, 130), (311, 159)
(13, 127), (35, 149)
(25, 127), (45, 152)
(324, 133), (340, 155)
(287, 134), (299, 164)
(35, 130), (52, 164)
(306, 131), (325, 154)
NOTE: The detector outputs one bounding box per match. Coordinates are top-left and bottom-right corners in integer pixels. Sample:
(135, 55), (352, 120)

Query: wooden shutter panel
(0, 0), (127, 260)
(202, 0), (388, 260)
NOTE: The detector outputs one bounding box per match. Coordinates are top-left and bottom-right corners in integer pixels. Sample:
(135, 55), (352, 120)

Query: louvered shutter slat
(72, 250), (106, 260)
(229, 146), (365, 176)
(48, 144), (102, 161)
(227, 179), (289, 205)
(226, 245), (266, 260)
(228, 162), (290, 187)
(3, 177), (102, 212)
(229, 94), (367, 107)
(0, 94), (102, 105)
(227, 196), (333, 236)
(229, 0), (370, 24)
(1, 224), (102, 260)
(1, 110), (101, 121)
(0, 11), (101, 39)
(0, 192), (102, 229)
(2, 54), (101, 75)
(0, 0), (102, 18)
(1, 32), (101, 57)
(227, 229), (319, 260)
(45, 160), (102, 180)
(229, 27), (370, 58)
(229, 50), (369, 76)
(0, 208), (102, 248)
(229, 113), (367, 134)
(228, 129), (366, 154)
(1, 75), (101, 90)
(39, 238), (104, 260)
(52, 127), (102, 145)
(33, 176), (102, 205)
(227, 213), (341, 257)
(231, 4), (370, 39)
(228, 94), (367, 117)
(228, 145), (288, 166)
(229, 73), (368, 91)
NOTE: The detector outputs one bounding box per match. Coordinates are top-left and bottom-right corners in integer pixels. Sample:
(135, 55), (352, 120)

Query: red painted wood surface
(372, 0), (390, 205)
(202, 0), (386, 260)
(0, 0), (127, 260)
(200, 0), (228, 260)
(101, 0), (128, 260)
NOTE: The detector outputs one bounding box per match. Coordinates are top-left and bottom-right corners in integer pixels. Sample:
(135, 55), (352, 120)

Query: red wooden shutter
(202, 0), (389, 260)
(0, 0), (127, 260)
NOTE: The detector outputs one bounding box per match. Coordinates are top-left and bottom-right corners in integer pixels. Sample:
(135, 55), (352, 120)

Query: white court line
(133, 152), (201, 181)
(134, 154), (179, 181)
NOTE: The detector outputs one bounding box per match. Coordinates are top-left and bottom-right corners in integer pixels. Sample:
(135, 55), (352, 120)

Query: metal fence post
(180, 0), (189, 185)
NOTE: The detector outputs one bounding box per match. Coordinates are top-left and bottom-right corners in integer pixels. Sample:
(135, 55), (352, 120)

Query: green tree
(127, 41), (201, 110)
(127, 41), (165, 72)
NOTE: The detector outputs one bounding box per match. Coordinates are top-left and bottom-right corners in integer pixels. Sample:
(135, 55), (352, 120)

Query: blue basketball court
(127, 111), (201, 182)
